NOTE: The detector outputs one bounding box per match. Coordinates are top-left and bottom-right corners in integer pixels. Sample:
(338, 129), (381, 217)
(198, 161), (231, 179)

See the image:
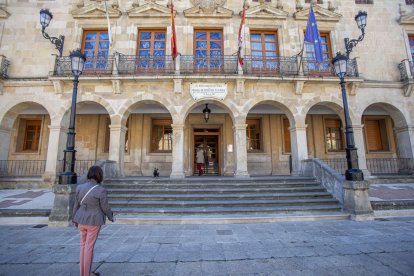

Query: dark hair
(87, 166), (103, 184)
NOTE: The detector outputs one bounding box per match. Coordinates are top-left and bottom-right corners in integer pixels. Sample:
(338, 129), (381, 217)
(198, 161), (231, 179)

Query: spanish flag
(171, 0), (178, 61)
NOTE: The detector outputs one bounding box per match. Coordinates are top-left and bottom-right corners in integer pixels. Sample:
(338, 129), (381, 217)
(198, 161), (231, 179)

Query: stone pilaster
(42, 125), (66, 186)
(289, 124), (308, 176)
(170, 124), (185, 178)
(233, 123), (249, 177)
(108, 124), (127, 176)
(352, 124), (370, 177)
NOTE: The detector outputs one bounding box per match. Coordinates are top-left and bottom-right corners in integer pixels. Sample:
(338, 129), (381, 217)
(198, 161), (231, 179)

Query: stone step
(106, 186), (326, 194)
(109, 198), (339, 208)
(112, 204), (342, 215)
(107, 191), (333, 201)
(104, 182), (322, 190)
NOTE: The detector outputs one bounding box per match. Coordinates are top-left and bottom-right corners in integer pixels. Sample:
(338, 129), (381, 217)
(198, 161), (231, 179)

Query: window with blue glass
(137, 30), (166, 71)
(194, 30), (223, 71)
(250, 31), (279, 72)
(81, 30), (109, 71)
(304, 32), (332, 75)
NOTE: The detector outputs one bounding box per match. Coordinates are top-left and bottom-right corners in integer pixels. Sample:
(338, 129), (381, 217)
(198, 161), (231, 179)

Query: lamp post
(203, 104), (211, 122)
(331, 11), (367, 181)
(39, 9), (65, 57)
(58, 49), (86, 185)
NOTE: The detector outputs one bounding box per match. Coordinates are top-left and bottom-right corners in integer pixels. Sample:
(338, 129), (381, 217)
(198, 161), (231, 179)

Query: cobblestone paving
(0, 218), (413, 275)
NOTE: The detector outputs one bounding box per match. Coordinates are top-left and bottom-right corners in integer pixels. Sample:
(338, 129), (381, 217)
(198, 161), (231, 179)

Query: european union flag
(304, 5), (324, 63)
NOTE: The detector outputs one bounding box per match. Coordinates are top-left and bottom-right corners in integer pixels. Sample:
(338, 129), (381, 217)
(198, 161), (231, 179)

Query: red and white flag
(171, 0), (178, 61)
(237, 1), (247, 66)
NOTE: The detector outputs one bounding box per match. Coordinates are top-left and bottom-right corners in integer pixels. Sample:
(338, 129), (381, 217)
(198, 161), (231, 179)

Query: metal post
(339, 77), (364, 181)
(59, 75), (79, 184)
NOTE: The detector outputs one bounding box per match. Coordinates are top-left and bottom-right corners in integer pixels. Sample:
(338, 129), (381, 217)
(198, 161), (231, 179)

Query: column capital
(394, 125), (414, 133)
(171, 123), (185, 130)
(0, 126), (11, 133)
(109, 124), (128, 132)
(289, 124), (307, 132)
(48, 125), (65, 131)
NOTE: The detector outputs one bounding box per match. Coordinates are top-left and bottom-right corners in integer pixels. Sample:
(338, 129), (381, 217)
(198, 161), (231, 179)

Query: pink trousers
(78, 224), (101, 276)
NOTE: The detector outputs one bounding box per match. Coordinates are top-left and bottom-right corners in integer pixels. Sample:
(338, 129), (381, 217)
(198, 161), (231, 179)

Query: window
(250, 31), (279, 73)
(355, 0), (373, 3)
(23, 120), (42, 151)
(137, 30), (166, 71)
(125, 118), (129, 152)
(104, 116), (110, 153)
(304, 32), (332, 75)
(246, 119), (261, 151)
(406, 0), (414, 5)
(252, 0), (271, 2)
(305, 0), (323, 3)
(408, 35), (414, 61)
(81, 30), (109, 72)
(282, 117), (291, 153)
(151, 119), (172, 152)
(325, 118), (344, 151)
(364, 118), (390, 152)
(194, 30), (223, 72)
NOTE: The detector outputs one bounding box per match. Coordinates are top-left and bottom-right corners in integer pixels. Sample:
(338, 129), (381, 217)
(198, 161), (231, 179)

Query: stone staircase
(104, 176), (349, 224)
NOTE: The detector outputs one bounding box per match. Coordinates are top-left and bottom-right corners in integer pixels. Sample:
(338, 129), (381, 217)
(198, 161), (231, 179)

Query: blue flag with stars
(304, 5), (323, 63)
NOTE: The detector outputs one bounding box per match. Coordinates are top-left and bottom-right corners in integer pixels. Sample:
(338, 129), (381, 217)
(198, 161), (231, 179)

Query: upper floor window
(304, 32), (332, 76)
(355, 0), (373, 3)
(246, 119), (261, 151)
(23, 120), (42, 151)
(250, 31), (279, 73)
(137, 30), (166, 71)
(408, 35), (414, 61)
(406, 0), (414, 4)
(81, 30), (109, 72)
(305, 0), (323, 3)
(324, 118), (344, 152)
(252, 0), (271, 2)
(194, 30), (223, 72)
(151, 118), (172, 152)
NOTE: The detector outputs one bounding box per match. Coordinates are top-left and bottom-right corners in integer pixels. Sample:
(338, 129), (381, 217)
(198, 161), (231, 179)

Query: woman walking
(72, 166), (114, 276)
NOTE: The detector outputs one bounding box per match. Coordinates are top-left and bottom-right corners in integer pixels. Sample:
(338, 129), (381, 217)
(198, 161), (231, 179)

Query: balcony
(50, 54), (361, 80)
(303, 57), (359, 77)
(0, 55), (10, 79)
(398, 59), (414, 97)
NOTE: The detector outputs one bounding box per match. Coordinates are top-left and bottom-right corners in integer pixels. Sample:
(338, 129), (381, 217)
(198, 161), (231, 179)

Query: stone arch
(118, 96), (176, 125)
(179, 99), (238, 124)
(245, 100), (296, 125)
(361, 102), (409, 128)
(0, 101), (54, 129)
(301, 95), (355, 124)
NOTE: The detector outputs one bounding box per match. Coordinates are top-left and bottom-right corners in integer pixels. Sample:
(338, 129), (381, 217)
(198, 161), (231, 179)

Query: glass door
(194, 134), (219, 176)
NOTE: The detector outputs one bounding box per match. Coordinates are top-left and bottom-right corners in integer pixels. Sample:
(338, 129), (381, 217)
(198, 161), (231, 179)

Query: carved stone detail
(190, 0), (226, 14)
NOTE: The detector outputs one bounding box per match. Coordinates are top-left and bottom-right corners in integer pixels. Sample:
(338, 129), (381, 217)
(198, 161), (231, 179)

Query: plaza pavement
(0, 217), (413, 275)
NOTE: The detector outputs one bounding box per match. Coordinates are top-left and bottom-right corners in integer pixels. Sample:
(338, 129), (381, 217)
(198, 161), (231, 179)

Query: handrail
(243, 56), (298, 76)
(118, 55), (175, 75)
(180, 55), (238, 75)
(52, 55), (115, 76)
(302, 57), (359, 77)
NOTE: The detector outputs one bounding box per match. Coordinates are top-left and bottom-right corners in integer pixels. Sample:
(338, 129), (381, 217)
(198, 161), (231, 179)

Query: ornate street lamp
(203, 104), (211, 123)
(331, 10), (367, 181)
(39, 9), (65, 57)
(59, 49), (86, 185)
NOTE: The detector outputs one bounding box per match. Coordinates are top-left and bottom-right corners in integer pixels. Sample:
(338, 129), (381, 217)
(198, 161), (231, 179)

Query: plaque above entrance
(190, 83), (227, 100)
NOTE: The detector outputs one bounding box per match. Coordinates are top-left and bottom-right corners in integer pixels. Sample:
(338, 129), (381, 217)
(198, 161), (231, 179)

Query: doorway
(194, 128), (220, 176)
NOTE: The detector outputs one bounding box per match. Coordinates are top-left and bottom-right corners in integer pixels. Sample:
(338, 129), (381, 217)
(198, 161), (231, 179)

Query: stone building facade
(0, 0), (413, 186)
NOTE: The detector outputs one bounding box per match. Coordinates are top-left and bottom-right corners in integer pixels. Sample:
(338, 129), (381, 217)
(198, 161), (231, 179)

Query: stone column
(290, 124), (308, 176)
(0, 126), (11, 160)
(233, 123), (249, 177)
(343, 180), (374, 221)
(352, 124), (370, 177)
(395, 126), (414, 159)
(42, 125), (66, 185)
(108, 124), (127, 177)
(170, 124), (185, 178)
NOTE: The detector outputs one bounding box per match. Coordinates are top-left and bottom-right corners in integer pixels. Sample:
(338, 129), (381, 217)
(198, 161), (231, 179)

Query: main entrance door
(194, 129), (219, 176)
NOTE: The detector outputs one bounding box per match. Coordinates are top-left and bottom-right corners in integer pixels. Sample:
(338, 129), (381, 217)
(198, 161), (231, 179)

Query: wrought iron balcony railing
(118, 54), (175, 75)
(0, 55), (10, 79)
(180, 55), (238, 75)
(398, 60), (414, 81)
(303, 57), (359, 78)
(243, 56), (298, 76)
(51, 54), (360, 79)
(53, 55), (115, 76)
